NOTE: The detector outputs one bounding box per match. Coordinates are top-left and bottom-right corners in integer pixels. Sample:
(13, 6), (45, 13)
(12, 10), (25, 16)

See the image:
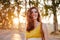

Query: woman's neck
(34, 20), (37, 24)
(34, 20), (39, 27)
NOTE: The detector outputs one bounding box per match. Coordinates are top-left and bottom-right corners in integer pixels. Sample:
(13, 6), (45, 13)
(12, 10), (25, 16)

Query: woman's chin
(33, 18), (37, 20)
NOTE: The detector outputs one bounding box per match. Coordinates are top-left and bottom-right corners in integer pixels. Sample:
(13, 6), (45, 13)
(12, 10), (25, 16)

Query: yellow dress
(26, 24), (42, 38)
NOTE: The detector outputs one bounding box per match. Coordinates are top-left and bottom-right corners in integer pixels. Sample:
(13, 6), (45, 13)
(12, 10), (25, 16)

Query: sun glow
(10, 0), (15, 4)
(13, 18), (19, 24)
(19, 15), (26, 23)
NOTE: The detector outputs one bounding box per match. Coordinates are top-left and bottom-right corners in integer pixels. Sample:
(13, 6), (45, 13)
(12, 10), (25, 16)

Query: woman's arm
(40, 23), (45, 40)
(42, 23), (49, 40)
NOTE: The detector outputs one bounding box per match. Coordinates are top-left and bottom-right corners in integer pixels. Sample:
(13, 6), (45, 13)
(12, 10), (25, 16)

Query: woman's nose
(32, 13), (35, 16)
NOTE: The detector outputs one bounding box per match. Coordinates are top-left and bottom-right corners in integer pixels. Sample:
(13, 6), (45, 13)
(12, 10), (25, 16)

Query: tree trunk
(52, 0), (58, 33)
(29, 0), (31, 7)
(36, 0), (38, 7)
(53, 11), (58, 32)
(25, 0), (27, 11)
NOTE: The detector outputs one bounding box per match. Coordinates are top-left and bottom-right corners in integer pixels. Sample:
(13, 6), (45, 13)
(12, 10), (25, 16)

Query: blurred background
(0, 0), (60, 40)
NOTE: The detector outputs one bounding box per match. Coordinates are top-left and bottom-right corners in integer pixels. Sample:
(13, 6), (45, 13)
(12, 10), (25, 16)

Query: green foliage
(29, 0), (40, 7)
(1, 0), (10, 4)
(18, 1), (23, 5)
(43, 0), (60, 17)
(15, 0), (23, 5)
(15, 0), (17, 2)
(41, 12), (48, 17)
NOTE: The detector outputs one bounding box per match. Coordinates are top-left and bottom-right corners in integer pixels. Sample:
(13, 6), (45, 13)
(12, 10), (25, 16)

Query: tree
(0, 0), (10, 29)
(42, 0), (60, 34)
(29, 0), (39, 7)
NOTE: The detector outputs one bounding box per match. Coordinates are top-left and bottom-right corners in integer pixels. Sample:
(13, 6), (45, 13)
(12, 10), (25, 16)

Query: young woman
(26, 7), (45, 40)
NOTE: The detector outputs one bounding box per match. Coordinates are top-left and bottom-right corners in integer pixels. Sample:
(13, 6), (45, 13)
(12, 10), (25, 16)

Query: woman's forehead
(31, 9), (37, 12)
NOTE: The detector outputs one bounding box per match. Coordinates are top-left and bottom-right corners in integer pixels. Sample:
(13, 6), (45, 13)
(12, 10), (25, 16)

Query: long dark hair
(26, 7), (40, 32)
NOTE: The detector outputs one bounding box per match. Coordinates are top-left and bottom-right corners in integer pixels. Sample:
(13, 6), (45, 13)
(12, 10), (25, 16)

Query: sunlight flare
(13, 18), (19, 24)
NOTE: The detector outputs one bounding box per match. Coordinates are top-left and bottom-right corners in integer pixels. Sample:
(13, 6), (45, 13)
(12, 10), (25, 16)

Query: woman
(26, 7), (45, 40)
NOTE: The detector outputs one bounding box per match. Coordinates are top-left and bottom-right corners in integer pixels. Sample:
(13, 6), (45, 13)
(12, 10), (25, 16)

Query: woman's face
(31, 9), (38, 20)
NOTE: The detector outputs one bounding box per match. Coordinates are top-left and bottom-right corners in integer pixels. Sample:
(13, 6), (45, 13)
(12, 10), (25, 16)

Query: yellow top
(26, 24), (42, 38)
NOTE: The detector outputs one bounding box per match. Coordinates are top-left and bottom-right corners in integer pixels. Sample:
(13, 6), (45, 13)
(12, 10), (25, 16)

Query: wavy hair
(26, 7), (40, 32)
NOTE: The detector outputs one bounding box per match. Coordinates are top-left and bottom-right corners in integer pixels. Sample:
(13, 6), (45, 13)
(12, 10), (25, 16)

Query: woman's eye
(31, 11), (37, 13)
(35, 11), (37, 13)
